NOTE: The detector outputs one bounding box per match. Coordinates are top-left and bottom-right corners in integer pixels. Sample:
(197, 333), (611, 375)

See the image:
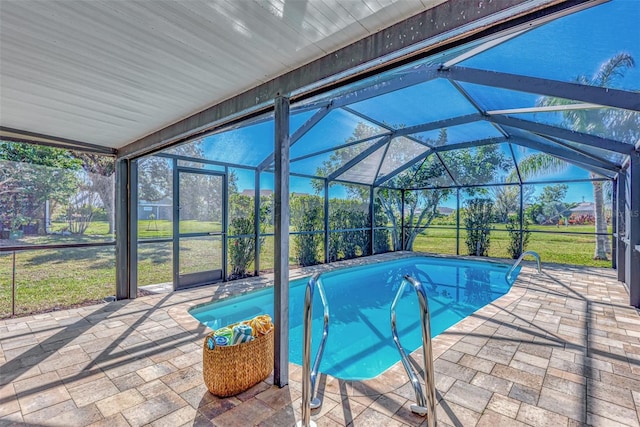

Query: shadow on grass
(23, 245), (115, 270)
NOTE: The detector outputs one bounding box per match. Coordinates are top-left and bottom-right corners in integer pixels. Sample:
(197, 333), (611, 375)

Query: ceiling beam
(509, 136), (619, 174)
(327, 136), (390, 181)
(257, 104), (332, 171)
(0, 126), (116, 155)
(434, 137), (506, 152)
(374, 149), (433, 187)
(488, 115), (634, 154)
(434, 151), (459, 186)
(117, 0), (599, 159)
(486, 103), (602, 115)
(442, 29), (530, 68)
(290, 133), (387, 163)
(340, 108), (439, 152)
(539, 134), (622, 170)
(443, 66), (640, 112)
(341, 106), (395, 133)
(394, 113), (484, 138)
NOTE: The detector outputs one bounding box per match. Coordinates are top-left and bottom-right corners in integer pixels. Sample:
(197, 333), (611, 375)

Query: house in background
(241, 189), (273, 197)
(437, 207), (454, 216)
(568, 201), (612, 225)
(138, 198), (173, 221)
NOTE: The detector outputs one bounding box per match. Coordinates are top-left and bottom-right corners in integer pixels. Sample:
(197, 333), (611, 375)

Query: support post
(273, 96), (290, 386)
(222, 171), (229, 281)
(626, 152), (640, 307)
(519, 183), (524, 255)
(172, 158), (179, 290)
(254, 170), (261, 276)
(617, 173), (626, 282)
(612, 177), (617, 269)
(324, 179), (329, 263)
(115, 158), (138, 300)
(456, 188), (461, 255)
(401, 190), (406, 251)
(369, 186), (375, 255)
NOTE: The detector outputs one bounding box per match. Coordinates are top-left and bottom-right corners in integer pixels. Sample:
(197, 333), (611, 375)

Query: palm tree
(517, 53), (637, 260)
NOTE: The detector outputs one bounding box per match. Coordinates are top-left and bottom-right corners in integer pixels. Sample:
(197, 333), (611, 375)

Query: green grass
(1, 221), (613, 318)
(413, 225), (612, 268)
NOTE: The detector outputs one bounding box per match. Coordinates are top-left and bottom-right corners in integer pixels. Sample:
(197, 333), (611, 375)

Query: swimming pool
(189, 256), (517, 380)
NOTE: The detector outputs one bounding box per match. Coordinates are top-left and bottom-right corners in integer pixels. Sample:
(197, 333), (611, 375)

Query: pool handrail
(507, 250), (541, 282)
(299, 273), (329, 427)
(390, 275), (436, 426)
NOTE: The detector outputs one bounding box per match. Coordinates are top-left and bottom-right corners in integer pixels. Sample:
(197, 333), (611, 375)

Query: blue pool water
(189, 256), (517, 380)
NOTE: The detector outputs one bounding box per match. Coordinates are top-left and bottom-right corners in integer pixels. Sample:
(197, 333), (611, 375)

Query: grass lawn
(413, 224), (612, 268)
(1, 222), (613, 318)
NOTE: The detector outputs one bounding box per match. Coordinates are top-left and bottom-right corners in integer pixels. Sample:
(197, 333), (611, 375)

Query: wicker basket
(202, 328), (274, 397)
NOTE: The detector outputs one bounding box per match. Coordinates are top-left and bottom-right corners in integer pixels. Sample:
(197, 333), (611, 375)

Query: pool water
(189, 256), (516, 380)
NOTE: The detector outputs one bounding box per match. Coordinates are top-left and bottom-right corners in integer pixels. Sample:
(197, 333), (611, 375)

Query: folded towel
(207, 336), (216, 350)
(214, 335), (229, 346)
(214, 326), (233, 341)
(246, 314), (274, 336)
(231, 324), (254, 345)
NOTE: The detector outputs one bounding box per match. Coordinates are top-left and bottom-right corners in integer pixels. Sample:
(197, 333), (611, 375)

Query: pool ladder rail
(506, 250), (542, 282)
(298, 273), (329, 427)
(390, 275), (437, 427)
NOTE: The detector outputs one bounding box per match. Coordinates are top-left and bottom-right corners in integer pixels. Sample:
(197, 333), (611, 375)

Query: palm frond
(594, 53), (634, 87)
(517, 153), (567, 181)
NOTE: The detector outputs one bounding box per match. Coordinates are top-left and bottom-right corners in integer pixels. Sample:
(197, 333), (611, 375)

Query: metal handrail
(390, 275), (436, 426)
(506, 250), (541, 282)
(298, 273), (330, 427)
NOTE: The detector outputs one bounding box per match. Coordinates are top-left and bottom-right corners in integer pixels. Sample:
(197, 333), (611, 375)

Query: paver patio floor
(1, 252), (639, 426)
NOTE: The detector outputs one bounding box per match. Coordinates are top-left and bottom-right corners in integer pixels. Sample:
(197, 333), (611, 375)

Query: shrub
(229, 215), (260, 279)
(291, 195), (323, 266)
(329, 200), (370, 261)
(464, 198), (493, 256)
(373, 228), (391, 254)
(505, 215), (531, 259)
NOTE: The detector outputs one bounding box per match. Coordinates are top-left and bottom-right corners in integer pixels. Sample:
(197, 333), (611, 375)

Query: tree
(138, 156), (172, 202)
(0, 142), (81, 234)
(491, 185), (519, 223)
(491, 183), (534, 223)
(520, 53), (639, 259)
(73, 153), (115, 234)
(387, 137), (510, 250)
(538, 184), (569, 225)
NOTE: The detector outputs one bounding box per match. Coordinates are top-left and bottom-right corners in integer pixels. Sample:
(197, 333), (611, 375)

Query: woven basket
(202, 328), (274, 397)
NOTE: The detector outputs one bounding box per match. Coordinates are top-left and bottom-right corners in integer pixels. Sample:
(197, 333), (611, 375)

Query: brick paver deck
(1, 252), (639, 426)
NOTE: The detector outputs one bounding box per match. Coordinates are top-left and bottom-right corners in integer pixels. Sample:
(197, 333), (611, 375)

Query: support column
(612, 178), (617, 269)
(115, 158), (138, 300)
(519, 184), (524, 255)
(324, 179), (329, 263)
(254, 170), (261, 276)
(401, 190), (405, 251)
(273, 96), (290, 386)
(456, 188), (461, 256)
(617, 173), (626, 282)
(369, 186), (375, 255)
(626, 152), (640, 307)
